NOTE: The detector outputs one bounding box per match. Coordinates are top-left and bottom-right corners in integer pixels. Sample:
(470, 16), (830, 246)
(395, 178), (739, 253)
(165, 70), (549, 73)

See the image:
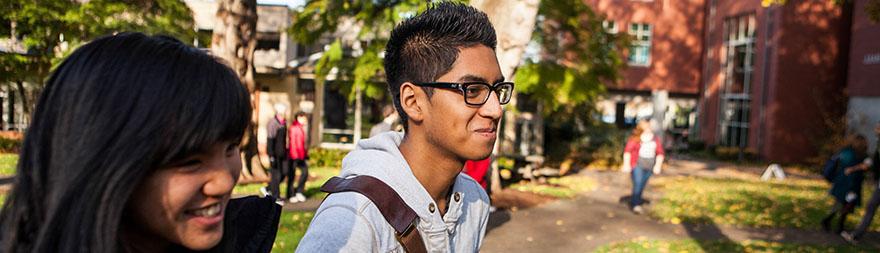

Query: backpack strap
(320, 176), (427, 253)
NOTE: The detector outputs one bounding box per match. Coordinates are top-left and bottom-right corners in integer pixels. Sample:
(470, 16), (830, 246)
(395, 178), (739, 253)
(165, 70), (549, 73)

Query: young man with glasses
(297, 3), (510, 252)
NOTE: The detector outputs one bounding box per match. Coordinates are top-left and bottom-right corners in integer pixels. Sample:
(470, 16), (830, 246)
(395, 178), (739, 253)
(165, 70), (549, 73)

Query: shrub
(307, 148), (349, 168)
(585, 125), (627, 169)
(0, 132), (23, 154)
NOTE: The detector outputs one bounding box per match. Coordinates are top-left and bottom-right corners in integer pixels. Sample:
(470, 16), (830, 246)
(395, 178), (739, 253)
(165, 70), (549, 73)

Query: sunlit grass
(651, 176), (880, 231)
(0, 153), (18, 176)
(509, 175), (598, 199)
(272, 211), (315, 251)
(595, 239), (876, 253)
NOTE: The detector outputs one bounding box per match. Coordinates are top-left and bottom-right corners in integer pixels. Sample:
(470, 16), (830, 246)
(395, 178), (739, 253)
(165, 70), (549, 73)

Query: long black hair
(0, 32), (251, 252)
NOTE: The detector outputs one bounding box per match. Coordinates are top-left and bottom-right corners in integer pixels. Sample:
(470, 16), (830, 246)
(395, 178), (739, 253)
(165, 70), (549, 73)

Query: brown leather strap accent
(400, 228), (427, 253)
(321, 176), (427, 253)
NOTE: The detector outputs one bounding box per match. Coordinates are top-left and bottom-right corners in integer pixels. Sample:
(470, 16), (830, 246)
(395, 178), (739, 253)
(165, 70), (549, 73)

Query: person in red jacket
(287, 111), (310, 203)
(464, 158), (491, 191)
(621, 120), (665, 214)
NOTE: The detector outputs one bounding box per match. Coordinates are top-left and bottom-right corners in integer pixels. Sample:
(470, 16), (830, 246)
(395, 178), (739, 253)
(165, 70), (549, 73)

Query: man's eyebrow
(457, 74), (506, 84)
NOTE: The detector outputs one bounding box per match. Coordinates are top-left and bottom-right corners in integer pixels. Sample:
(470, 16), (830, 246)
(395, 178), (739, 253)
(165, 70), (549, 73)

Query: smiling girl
(0, 33), (280, 252)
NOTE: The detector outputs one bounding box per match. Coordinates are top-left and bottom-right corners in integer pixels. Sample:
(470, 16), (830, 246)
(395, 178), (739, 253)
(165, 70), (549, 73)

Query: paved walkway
(480, 159), (880, 252)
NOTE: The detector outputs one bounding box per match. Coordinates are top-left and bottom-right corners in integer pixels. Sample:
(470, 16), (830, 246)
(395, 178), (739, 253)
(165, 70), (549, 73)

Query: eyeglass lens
(464, 83), (513, 105)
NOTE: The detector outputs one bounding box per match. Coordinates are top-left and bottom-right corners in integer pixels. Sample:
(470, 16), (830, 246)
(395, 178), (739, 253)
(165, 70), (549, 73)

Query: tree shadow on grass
(682, 219), (745, 252)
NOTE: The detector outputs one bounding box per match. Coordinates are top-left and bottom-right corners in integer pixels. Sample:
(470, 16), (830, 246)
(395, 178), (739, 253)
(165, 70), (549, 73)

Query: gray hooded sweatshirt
(296, 131), (491, 252)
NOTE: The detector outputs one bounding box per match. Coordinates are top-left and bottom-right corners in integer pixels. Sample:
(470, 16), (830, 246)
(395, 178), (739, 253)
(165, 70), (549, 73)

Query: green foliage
(1, 0), (196, 84)
(515, 0), (627, 113)
(515, 63), (606, 111)
(290, 0), (465, 101)
(585, 124), (627, 169)
(307, 148), (349, 168)
(543, 112), (625, 167)
(0, 137), (22, 154)
(596, 239), (877, 253)
(515, 0), (628, 165)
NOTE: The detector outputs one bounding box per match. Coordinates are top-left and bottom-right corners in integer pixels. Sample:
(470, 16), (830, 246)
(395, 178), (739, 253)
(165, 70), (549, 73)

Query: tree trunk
(471, 0), (540, 193)
(471, 0), (539, 79)
(15, 81), (30, 129)
(211, 0), (264, 180)
(212, 0), (258, 93)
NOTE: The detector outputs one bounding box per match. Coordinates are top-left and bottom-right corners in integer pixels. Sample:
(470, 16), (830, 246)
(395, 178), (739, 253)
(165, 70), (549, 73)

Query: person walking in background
(842, 123), (880, 243)
(464, 158), (492, 192)
(822, 134), (870, 234)
(264, 104), (288, 202)
(287, 111), (310, 203)
(621, 120), (665, 214)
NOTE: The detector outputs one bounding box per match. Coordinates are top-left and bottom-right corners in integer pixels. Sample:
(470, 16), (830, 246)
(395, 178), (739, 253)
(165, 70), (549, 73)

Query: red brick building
(846, 0), (880, 153)
(587, 0), (859, 163)
(698, 0), (851, 163)
(588, 0), (704, 138)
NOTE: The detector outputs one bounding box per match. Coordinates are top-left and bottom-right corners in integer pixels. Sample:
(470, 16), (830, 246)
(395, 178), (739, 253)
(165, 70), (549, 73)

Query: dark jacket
(267, 117), (287, 158)
(830, 147), (868, 206)
(872, 141), (880, 182)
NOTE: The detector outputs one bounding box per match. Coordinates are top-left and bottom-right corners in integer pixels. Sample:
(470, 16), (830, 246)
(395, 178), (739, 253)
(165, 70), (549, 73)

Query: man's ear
(400, 82), (426, 124)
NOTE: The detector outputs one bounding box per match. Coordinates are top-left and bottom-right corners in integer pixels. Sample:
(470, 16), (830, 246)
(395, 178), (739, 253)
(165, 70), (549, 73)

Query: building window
(718, 14), (756, 148)
(627, 23), (652, 66)
(602, 20), (618, 34)
(256, 39), (280, 50)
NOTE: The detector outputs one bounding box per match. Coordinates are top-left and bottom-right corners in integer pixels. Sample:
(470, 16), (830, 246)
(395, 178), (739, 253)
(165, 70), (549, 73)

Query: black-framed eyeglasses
(414, 81), (515, 106)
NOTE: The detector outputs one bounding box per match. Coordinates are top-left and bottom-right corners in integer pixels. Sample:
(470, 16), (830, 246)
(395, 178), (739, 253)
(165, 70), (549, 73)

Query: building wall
(587, 0), (705, 94)
(848, 0), (880, 97)
(764, 0), (847, 163)
(699, 0), (848, 163)
(846, 0), (880, 152)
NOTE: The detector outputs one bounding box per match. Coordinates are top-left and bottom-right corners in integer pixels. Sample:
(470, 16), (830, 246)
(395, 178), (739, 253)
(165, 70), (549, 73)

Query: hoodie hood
(339, 131), (437, 217)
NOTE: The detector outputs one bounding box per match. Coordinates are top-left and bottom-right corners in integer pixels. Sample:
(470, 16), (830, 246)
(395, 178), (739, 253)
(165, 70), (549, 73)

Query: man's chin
(465, 149), (493, 161)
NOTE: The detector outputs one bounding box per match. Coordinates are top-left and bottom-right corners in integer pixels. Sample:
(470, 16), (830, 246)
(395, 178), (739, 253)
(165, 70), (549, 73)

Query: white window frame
(627, 23), (652, 67)
(718, 14), (756, 148)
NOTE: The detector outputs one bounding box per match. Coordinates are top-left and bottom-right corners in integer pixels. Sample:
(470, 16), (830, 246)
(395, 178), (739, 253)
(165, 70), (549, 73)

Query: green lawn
(595, 239), (876, 253)
(650, 176), (880, 231)
(0, 153), (18, 176)
(272, 211), (315, 251)
(508, 175), (598, 199)
(233, 166), (340, 200)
